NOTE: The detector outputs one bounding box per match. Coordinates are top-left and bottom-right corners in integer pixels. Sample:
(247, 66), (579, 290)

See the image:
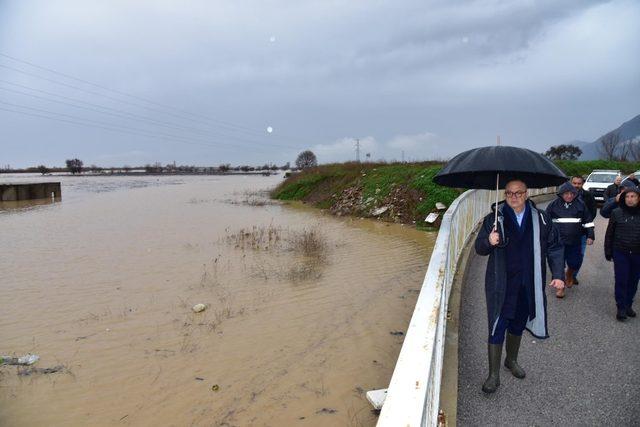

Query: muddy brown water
(0, 174), (436, 426)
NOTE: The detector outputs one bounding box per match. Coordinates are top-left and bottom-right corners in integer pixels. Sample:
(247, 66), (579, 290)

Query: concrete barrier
(0, 182), (61, 202)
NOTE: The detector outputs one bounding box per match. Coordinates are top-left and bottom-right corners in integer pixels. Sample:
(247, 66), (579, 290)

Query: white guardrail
(370, 187), (554, 426)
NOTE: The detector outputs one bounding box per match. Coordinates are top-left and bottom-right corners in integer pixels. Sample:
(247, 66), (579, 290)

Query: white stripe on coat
(552, 218), (581, 223)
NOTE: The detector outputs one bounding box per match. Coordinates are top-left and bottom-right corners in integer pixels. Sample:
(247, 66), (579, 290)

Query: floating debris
(1, 354), (39, 366)
(425, 212), (439, 223)
(372, 206), (389, 216)
(18, 365), (65, 376)
(192, 304), (207, 313)
(435, 202), (447, 210)
(389, 331), (404, 336)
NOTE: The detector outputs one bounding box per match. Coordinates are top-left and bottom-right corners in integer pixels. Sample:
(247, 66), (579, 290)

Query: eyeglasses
(505, 190), (526, 198)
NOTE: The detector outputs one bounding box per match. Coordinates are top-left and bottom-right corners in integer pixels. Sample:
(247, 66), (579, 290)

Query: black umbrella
(433, 145), (567, 227)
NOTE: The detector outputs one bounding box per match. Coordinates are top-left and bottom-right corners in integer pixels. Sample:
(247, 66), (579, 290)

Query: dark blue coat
(475, 200), (564, 339)
(546, 184), (595, 246)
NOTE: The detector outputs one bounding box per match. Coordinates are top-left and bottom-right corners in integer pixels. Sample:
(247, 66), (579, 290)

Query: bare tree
(295, 150), (318, 169)
(37, 165), (49, 175)
(628, 138), (640, 162)
(598, 132), (628, 161)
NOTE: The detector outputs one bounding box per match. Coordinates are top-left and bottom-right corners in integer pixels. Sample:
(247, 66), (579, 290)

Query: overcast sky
(1, 0), (639, 168)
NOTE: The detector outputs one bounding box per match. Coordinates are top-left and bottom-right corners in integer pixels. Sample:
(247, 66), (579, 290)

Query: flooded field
(0, 174), (436, 426)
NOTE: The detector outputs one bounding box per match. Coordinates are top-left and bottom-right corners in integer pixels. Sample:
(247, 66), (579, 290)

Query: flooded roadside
(0, 174), (436, 426)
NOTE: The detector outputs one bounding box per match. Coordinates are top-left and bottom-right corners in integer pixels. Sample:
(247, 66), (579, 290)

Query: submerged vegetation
(224, 225), (328, 281)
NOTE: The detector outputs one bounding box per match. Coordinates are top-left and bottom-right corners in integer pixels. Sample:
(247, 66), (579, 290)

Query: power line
(0, 81), (297, 149)
(0, 52), (290, 139)
(0, 100), (297, 152)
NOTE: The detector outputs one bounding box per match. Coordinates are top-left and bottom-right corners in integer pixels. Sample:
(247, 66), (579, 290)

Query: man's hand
(488, 228), (500, 246)
(549, 279), (564, 290)
(586, 238), (594, 245)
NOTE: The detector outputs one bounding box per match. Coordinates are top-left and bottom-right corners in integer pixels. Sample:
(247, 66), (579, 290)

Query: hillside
(578, 114), (640, 160)
(271, 162), (462, 228)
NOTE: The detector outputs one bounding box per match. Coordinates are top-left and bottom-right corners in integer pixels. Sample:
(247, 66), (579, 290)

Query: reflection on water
(0, 174), (436, 426)
(0, 197), (61, 212)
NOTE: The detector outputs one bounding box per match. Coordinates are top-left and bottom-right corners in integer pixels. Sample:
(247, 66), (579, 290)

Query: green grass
(271, 159), (640, 228)
(555, 160), (640, 178)
(271, 161), (462, 227)
(271, 173), (328, 200)
(411, 167), (461, 216)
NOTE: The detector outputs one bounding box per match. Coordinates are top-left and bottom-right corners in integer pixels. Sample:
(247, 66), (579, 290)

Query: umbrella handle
(494, 173), (499, 230)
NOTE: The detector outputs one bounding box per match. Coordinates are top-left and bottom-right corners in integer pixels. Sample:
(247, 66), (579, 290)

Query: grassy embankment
(271, 160), (640, 229)
(271, 162), (462, 229)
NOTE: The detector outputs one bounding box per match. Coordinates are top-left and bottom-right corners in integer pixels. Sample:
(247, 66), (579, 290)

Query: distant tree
(65, 158), (84, 174)
(280, 162), (290, 170)
(240, 165), (250, 172)
(270, 164), (278, 171)
(261, 164), (270, 170)
(123, 165), (131, 173)
(544, 144), (582, 161)
(295, 150), (318, 169)
(218, 163), (231, 173)
(37, 165), (49, 175)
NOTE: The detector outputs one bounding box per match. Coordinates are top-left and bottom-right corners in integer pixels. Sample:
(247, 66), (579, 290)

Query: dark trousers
(489, 294), (529, 345)
(612, 249), (640, 309)
(564, 243), (582, 270)
(574, 235), (587, 278)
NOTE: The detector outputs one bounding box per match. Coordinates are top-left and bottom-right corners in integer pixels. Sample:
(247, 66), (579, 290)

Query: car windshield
(588, 173), (618, 183)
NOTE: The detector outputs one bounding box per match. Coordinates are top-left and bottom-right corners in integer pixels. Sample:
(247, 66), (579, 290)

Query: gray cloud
(0, 0), (638, 167)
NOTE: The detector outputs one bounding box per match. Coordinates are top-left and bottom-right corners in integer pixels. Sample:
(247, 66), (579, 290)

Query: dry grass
(225, 225), (282, 251)
(224, 225), (329, 282)
(289, 228), (326, 259)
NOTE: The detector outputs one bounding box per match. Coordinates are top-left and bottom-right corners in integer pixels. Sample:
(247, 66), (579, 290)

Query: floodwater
(0, 173), (436, 426)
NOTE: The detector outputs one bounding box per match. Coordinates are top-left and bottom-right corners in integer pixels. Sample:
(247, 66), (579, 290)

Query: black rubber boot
(482, 343), (502, 393)
(616, 307), (627, 321)
(626, 307), (636, 318)
(504, 333), (526, 379)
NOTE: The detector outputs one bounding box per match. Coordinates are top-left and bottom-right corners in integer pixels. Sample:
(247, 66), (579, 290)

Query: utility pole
(355, 138), (360, 163)
(402, 150), (405, 163)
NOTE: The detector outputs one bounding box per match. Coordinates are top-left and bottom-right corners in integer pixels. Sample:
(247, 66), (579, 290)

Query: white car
(582, 170), (621, 202)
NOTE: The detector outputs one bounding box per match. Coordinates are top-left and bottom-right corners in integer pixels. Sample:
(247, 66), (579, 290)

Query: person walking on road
(475, 179), (565, 394)
(604, 186), (640, 321)
(604, 175), (623, 201)
(600, 179), (638, 219)
(571, 175), (596, 285)
(546, 182), (595, 297)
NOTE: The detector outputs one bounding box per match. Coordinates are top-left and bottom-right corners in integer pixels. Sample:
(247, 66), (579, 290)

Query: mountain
(577, 114), (640, 160)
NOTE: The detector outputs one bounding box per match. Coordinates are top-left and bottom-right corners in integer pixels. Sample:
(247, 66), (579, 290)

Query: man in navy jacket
(546, 182), (595, 297)
(475, 179), (564, 394)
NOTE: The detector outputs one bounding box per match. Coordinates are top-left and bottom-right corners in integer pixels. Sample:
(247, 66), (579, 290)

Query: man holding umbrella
(474, 180), (565, 393)
(434, 146), (566, 394)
